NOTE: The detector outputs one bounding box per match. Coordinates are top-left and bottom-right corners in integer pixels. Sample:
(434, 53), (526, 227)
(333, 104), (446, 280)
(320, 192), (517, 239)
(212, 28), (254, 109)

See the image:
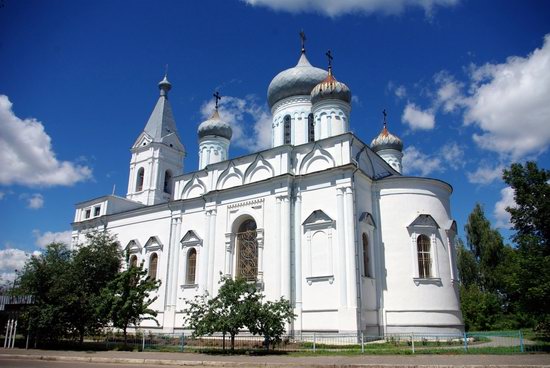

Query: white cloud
(467, 164), (504, 185)
(494, 186), (515, 229)
(440, 142), (465, 170)
(395, 85), (407, 99)
(200, 95), (272, 152)
(0, 248), (40, 283)
(464, 34), (550, 159)
(0, 95), (93, 187)
(402, 103), (435, 130)
(26, 193), (44, 209)
(0, 191), (4, 200)
(33, 230), (72, 248)
(241, 0), (459, 17)
(402, 146), (442, 176)
(434, 71), (466, 113)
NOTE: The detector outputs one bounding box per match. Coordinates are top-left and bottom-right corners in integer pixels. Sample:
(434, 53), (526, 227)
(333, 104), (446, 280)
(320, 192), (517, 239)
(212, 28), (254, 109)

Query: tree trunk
(230, 333), (235, 352)
(123, 326), (128, 345)
(222, 332), (226, 352)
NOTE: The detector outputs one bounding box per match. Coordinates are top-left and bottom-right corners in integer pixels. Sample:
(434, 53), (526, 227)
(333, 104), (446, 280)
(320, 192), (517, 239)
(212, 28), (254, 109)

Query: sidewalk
(1, 348), (550, 367)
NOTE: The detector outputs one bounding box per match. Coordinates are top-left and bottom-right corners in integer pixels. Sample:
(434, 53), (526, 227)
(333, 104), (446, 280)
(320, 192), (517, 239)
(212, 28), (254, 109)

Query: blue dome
(198, 109), (232, 140)
(267, 53), (326, 109)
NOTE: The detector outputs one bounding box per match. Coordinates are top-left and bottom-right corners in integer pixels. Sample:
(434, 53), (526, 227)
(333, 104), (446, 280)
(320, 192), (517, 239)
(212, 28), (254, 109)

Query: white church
(72, 42), (464, 335)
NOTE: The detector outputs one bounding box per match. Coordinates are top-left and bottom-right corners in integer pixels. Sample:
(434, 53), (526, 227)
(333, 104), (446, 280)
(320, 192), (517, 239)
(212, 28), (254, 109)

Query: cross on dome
(300, 30), (306, 53)
(213, 91), (222, 109)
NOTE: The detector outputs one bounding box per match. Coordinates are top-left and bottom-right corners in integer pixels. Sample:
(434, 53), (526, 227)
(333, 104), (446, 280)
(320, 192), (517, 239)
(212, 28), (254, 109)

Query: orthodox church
(72, 41), (464, 335)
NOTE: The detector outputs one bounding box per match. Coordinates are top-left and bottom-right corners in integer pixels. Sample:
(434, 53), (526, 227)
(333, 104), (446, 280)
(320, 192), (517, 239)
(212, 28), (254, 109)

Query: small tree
(100, 256), (160, 344)
(248, 297), (295, 351)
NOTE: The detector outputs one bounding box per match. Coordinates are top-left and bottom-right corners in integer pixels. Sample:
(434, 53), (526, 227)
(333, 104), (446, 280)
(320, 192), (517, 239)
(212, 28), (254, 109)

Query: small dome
(198, 109), (232, 140)
(371, 125), (403, 152)
(267, 52), (327, 109)
(310, 71), (351, 105)
(158, 75), (171, 96)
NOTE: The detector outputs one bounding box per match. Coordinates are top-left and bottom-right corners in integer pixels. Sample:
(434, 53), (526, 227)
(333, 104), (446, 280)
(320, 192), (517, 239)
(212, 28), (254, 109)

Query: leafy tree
(68, 232), (121, 342)
(503, 161), (550, 333)
(18, 242), (74, 342)
(100, 255), (160, 343)
(248, 297), (295, 351)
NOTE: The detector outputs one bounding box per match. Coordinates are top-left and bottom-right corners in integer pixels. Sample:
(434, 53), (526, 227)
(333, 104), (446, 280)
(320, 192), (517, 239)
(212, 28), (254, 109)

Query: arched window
(136, 168), (145, 192)
(236, 219), (258, 281)
(417, 235), (431, 278)
(186, 248), (197, 284)
(148, 253), (158, 280)
(283, 115), (291, 144)
(164, 170), (172, 194)
(129, 255), (138, 268)
(362, 233), (370, 278)
(308, 113), (315, 142)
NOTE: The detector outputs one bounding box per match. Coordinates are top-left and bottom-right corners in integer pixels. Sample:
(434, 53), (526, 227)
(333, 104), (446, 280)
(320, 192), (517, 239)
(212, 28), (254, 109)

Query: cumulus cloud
(434, 71), (466, 113)
(401, 103), (435, 130)
(467, 164), (504, 185)
(494, 186), (515, 229)
(0, 248), (40, 283)
(26, 193), (44, 209)
(200, 95), (272, 152)
(402, 146), (442, 176)
(241, 0), (459, 17)
(394, 85), (407, 99)
(0, 95), (92, 187)
(440, 142), (465, 170)
(33, 230), (72, 248)
(464, 34), (550, 159)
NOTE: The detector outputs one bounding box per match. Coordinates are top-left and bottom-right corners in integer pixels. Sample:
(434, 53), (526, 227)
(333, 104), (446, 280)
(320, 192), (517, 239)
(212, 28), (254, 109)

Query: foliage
(503, 161), (550, 334)
(184, 275), (294, 352)
(248, 297), (295, 350)
(100, 253), (160, 343)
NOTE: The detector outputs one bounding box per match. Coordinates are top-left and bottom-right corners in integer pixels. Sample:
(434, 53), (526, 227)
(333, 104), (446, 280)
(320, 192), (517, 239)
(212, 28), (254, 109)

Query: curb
(1, 354), (549, 368)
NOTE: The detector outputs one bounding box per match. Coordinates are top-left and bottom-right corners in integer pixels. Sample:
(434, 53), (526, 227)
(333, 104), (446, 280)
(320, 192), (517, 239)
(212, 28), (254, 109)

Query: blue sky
(1, 0), (549, 282)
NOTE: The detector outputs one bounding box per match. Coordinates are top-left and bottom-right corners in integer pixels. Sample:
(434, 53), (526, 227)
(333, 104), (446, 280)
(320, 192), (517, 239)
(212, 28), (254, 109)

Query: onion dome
(267, 52), (327, 109)
(198, 109), (232, 140)
(371, 117), (403, 152)
(158, 75), (172, 96)
(310, 68), (351, 105)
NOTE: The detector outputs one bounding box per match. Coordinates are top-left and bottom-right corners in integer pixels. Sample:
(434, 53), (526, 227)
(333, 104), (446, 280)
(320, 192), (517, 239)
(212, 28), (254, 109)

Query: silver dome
(267, 53), (327, 109)
(198, 109), (232, 140)
(310, 72), (351, 105)
(371, 125), (403, 152)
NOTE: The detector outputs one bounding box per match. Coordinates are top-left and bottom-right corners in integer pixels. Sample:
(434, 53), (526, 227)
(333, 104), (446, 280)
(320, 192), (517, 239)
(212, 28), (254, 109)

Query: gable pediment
(359, 212), (376, 228)
(132, 132), (153, 149)
(407, 214), (440, 229)
(303, 210), (335, 230)
(180, 230), (202, 247)
(125, 239), (142, 254)
(144, 236), (163, 252)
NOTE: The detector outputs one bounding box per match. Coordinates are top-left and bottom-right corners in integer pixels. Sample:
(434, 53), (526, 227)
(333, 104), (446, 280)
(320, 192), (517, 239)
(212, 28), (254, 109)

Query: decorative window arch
(283, 115), (291, 144)
(362, 233), (370, 278)
(236, 219), (258, 281)
(136, 167), (145, 192)
(417, 235), (431, 278)
(164, 170), (172, 194)
(148, 253), (158, 280)
(186, 248), (197, 285)
(308, 113), (315, 142)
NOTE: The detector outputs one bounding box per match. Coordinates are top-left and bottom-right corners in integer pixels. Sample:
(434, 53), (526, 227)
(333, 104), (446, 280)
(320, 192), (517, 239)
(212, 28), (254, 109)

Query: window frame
(148, 252), (158, 280)
(136, 167), (145, 192)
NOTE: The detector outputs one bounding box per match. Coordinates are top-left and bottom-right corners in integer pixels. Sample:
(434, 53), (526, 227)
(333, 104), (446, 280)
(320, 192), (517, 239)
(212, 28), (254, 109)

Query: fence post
(411, 332), (415, 354)
(142, 331), (145, 351)
(313, 332), (316, 353)
(519, 330), (524, 353)
(361, 332), (364, 353)
(181, 333), (185, 352)
(463, 332), (468, 352)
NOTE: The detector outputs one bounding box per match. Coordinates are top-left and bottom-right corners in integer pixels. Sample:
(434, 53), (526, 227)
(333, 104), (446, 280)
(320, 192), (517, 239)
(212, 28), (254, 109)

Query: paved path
(1, 348), (550, 367)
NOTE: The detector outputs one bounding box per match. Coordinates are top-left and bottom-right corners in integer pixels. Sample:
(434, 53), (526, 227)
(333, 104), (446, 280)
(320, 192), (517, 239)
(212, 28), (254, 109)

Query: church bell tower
(126, 75), (185, 205)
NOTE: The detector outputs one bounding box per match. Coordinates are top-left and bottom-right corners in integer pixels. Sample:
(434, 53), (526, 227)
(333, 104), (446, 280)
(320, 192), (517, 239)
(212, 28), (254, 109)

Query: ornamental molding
(227, 198), (264, 209)
(272, 96), (312, 113)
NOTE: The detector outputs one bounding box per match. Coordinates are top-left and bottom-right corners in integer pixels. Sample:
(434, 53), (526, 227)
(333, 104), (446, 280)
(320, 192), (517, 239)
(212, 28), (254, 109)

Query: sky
(0, 0), (549, 283)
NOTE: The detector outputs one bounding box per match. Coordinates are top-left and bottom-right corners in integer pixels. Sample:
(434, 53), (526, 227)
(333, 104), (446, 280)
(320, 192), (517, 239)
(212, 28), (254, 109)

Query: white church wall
(377, 177), (463, 334)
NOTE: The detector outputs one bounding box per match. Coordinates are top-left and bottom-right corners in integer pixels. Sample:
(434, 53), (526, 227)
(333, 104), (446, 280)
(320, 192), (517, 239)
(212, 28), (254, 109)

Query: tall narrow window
(308, 113), (315, 142)
(236, 219), (258, 281)
(283, 115), (291, 144)
(417, 235), (431, 278)
(148, 253), (158, 280)
(186, 248), (197, 284)
(136, 168), (145, 192)
(130, 255), (138, 268)
(362, 233), (370, 277)
(164, 170), (172, 194)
